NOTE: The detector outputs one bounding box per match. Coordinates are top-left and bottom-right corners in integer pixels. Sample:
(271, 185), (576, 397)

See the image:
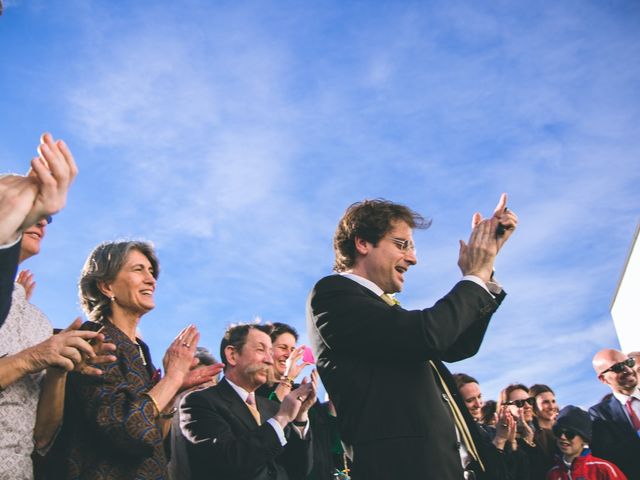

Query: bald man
(588, 348), (640, 479)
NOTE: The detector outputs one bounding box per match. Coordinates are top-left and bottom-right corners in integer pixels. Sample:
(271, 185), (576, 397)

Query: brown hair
(453, 372), (479, 390)
(497, 383), (529, 411)
(529, 383), (555, 415)
(333, 199), (430, 272)
(79, 240), (159, 322)
(220, 323), (273, 372)
(267, 322), (299, 342)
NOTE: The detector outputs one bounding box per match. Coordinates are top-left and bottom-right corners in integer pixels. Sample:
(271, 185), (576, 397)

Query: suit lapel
(255, 393), (278, 422)
(607, 394), (634, 430)
(347, 277), (394, 307)
(218, 378), (262, 431)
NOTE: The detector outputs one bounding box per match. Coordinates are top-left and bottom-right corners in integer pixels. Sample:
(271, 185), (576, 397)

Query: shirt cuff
(461, 275), (503, 297)
(290, 421), (310, 439)
(266, 418), (287, 446)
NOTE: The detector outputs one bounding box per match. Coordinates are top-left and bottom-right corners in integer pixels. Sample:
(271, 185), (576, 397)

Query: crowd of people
(1, 133), (639, 480)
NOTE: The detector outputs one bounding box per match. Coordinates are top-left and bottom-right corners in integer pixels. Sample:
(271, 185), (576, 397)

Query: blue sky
(1, 0), (639, 407)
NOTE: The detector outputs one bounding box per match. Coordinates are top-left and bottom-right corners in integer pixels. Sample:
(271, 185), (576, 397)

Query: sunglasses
(600, 357), (635, 375)
(504, 397), (535, 408)
(554, 428), (578, 440)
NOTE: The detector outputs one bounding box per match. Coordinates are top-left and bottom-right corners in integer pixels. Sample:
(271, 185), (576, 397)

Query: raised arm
(0, 133), (78, 325)
(0, 133), (78, 245)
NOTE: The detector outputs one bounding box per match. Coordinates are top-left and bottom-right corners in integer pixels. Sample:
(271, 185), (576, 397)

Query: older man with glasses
(589, 348), (640, 479)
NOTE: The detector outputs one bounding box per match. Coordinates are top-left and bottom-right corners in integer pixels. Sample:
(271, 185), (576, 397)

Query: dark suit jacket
(589, 393), (640, 479)
(306, 274), (505, 480)
(0, 239), (20, 327)
(180, 377), (312, 480)
(256, 384), (339, 480)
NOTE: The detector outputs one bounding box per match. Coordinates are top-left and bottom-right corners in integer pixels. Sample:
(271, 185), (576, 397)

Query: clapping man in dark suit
(180, 324), (316, 480)
(589, 348), (640, 479)
(306, 195), (517, 480)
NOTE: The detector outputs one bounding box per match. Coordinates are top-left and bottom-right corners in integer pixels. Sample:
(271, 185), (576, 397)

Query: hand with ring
(162, 325), (199, 389)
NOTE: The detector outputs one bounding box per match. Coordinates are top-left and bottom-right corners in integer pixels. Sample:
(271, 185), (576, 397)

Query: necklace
(136, 341), (147, 366)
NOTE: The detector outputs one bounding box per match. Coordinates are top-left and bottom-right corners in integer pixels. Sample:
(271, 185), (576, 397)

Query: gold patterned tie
(380, 293), (400, 306)
(245, 392), (262, 425)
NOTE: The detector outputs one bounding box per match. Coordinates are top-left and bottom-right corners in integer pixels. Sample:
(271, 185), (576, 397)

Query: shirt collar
(611, 387), (640, 405)
(224, 376), (252, 403)
(340, 272), (385, 297)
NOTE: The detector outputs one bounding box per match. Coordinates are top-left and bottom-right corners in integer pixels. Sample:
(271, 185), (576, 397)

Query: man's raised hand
(459, 193), (518, 283)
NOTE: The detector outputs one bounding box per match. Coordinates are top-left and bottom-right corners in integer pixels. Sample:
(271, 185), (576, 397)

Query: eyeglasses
(554, 428), (578, 440)
(600, 357), (635, 375)
(504, 397), (535, 408)
(389, 237), (416, 253)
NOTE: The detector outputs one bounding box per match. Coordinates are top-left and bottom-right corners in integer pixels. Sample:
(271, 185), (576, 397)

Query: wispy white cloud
(1, 1), (639, 407)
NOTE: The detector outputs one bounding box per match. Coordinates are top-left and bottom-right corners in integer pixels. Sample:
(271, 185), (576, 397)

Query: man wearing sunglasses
(307, 195), (517, 480)
(628, 351), (640, 378)
(589, 349), (640, 479)
(547, 405), (627, 480)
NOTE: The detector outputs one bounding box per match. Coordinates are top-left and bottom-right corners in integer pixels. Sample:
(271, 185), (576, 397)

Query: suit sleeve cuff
(461, 275), (503, 297)
(266, 418), (287, 446)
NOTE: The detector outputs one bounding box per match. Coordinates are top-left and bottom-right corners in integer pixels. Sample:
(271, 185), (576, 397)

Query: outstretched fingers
(17, 269), (36, 300)
(471, 212), (483, 228)
(492, 193), (508, 217)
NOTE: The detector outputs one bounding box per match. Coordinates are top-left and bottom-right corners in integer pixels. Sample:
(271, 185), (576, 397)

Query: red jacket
(546, 451), (627, 480)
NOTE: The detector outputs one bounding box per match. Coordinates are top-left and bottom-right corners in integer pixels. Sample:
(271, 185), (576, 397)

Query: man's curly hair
(333, 199), (430, 272)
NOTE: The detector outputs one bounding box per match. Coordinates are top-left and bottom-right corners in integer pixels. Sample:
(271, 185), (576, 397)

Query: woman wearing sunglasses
(498, 383), (553, 479)
(547, 406), (627, 479)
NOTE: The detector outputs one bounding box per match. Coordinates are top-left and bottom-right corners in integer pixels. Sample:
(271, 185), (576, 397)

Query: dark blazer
(180, 377), (312, 480)
(256, 384), (339, 480)
(589, 392), (640, 479)
(306, 274), (505, 480)
(0, 240), (20, 327)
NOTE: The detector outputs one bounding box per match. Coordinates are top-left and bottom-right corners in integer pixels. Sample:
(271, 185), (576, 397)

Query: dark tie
(625, 397), (640, 431)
